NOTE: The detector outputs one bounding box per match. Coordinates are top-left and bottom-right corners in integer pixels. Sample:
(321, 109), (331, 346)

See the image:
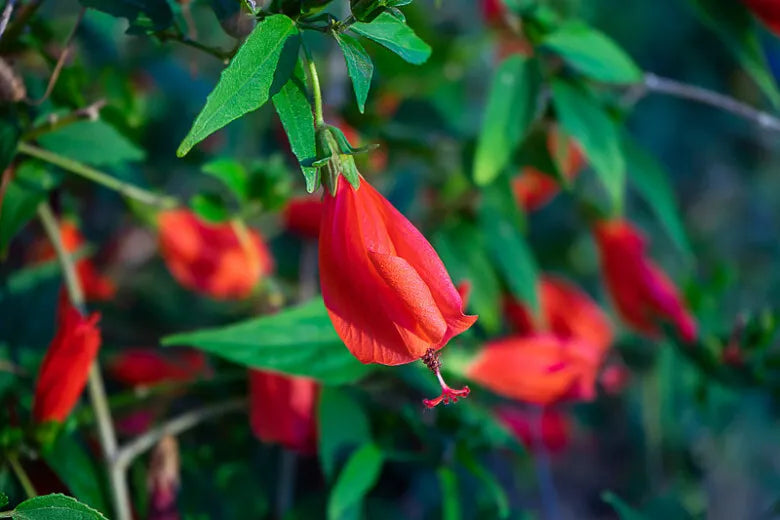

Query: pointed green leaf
(43, 433), (109, 514)
(351, 12), (431, 65)
(542, 22), (642, 84)
(688, 0), (779, 106)
(38, 120), (145, 166)
(327, 443), (384, 520)
(474, 56), (542, 185)
(162, 298), (372, 385)
(622, 136), (693, 259)
(177, 15), (299, 157)
(12, 493), (108, 520)
(318, 387), (371, 480)
(335, 32), (374, 113)
(272, 61), (318, 192)
(551, 79), (625, 209)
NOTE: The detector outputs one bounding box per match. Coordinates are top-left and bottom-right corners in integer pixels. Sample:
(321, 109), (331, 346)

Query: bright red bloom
(593, 219), (697, 342)
(249, 370), (319, 454)
(283, 196), (323, 239)
(157, 210), (273, 300)
(744, 0), (780, 35)
(512, 128), (584, 212)
(505, 275), (613, 354)
(29, 221), (116, 301)
(496, 406), (570, 453)
(108, 348), (207, 387)
(33, 297), (101, 423)
(467, 335), (600, 406)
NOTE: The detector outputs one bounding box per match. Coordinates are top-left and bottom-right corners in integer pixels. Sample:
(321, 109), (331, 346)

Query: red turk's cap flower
(744, 0), (780, 35)
(158, 210), (274, 300)
(467, 335), (601, 406)
(593, 219), (698, 343)
(28, 220), (116, 301)
(513, 128), (585, 212)
(33, 297), (101, 423)
(249, 370), (319, 454)
(319, 176), (475, 407)
(108, 348), (208, 387)
(496, 406), (570, 454)
(505, 275), (613, 354)
(283, 195), (323, 239)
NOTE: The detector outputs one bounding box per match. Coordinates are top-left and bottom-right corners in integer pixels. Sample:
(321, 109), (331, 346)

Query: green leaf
(621, 136), (693, 259)
(601, 491), (646, 520)
(456, 447), (509, 519)
(542, 22), (642, 84)
(38, 120), (145, 167)
(473, 56), (542, 185)
(79, 0), (173, 33)
(479, 177), (539, 314)
(318, 387), (371, 480)
(551, 79), (625, 209)
(43, 433), (108, 514)
(0, 492), (8, 508)
(162, 298), (372, 385)
(190, 192), (230, 223)
(202, 158), (249, 203)
(327, 443), (384, 520)
(272, 61), (318, 192)
(12, 493), (108, 520)
(0, 162), (62, 256)
(351, 12), (431, 65)
(437, 467), (461, 520)
(177, 15), (299, 157)
(688, 0), (779, 106)
(335, 32), (374, 113)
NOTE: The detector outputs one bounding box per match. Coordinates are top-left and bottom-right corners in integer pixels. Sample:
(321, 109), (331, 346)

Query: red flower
(320, 176), (476, 406)
(512, 128), (584, 212)
(108, 348), (207, 387)
(593, 219), (697, 342)
(496, 406), (570, 453)
(33, 297), (101, 423)
(504, 275), (613, 353)
(283, 195), (323, 239)
(157, 210), (273, 300)
(467, 335), (600, 406)
(28, 221), (116, 301)
(249, 370), (319, 454)
(481, 0), (506, 25)
(744, 0), (780, 35)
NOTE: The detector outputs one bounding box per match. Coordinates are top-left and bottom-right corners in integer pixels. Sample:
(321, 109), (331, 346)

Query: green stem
(7, 454), (36, 499)
(18, 142), (178, 209)
(37, 201), (133, 520)
(302, 41), (325, 128)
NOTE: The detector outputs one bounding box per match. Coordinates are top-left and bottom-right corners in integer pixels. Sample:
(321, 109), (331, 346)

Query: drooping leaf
(473, 56), (542, 185)
(621, 136), (693, 259)
(79, 0), (173, 33)
(327, 443), (384, 520)
(542, 22), (642, 84)
(11, 493), (108, 520)
(272, 61), (318, 192)
(202, 158), (249, 203)
(38, 120), (145, 167)
(351, 12), (431, 65)
(479, 177), (539, 314)
(43, 433), (109, 514)
(437, 467), (461, 520)
(177, 15), (299, 157)
(318, 387), (371, 480)
(688, 0), (779, 106)
(0, 162), (62, 256)
(334, 32), (374, 113)
(551, 79), (625, 209)
(162, 298), (372, 385)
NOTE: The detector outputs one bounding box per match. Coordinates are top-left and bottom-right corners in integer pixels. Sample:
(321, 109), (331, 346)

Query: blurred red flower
(108, 348), (207, 387)
(283, 195), (323, 240)
(481, 0), (506, 25)
(496, 405), (570, 453)
(249, 370), (319, 454)
(512, 128), (585, 212)
(33, 297), (101, 423)
(28, 220), (116, 301)
(157, 210), (273, 300)
(320, 176), (476, 366)
(744, 0), (780, 34)
(505, 275), (613, 353)
(599, 362), (632, 395)
(593, 219), (697, 342)
(467, 335), (601, 406)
